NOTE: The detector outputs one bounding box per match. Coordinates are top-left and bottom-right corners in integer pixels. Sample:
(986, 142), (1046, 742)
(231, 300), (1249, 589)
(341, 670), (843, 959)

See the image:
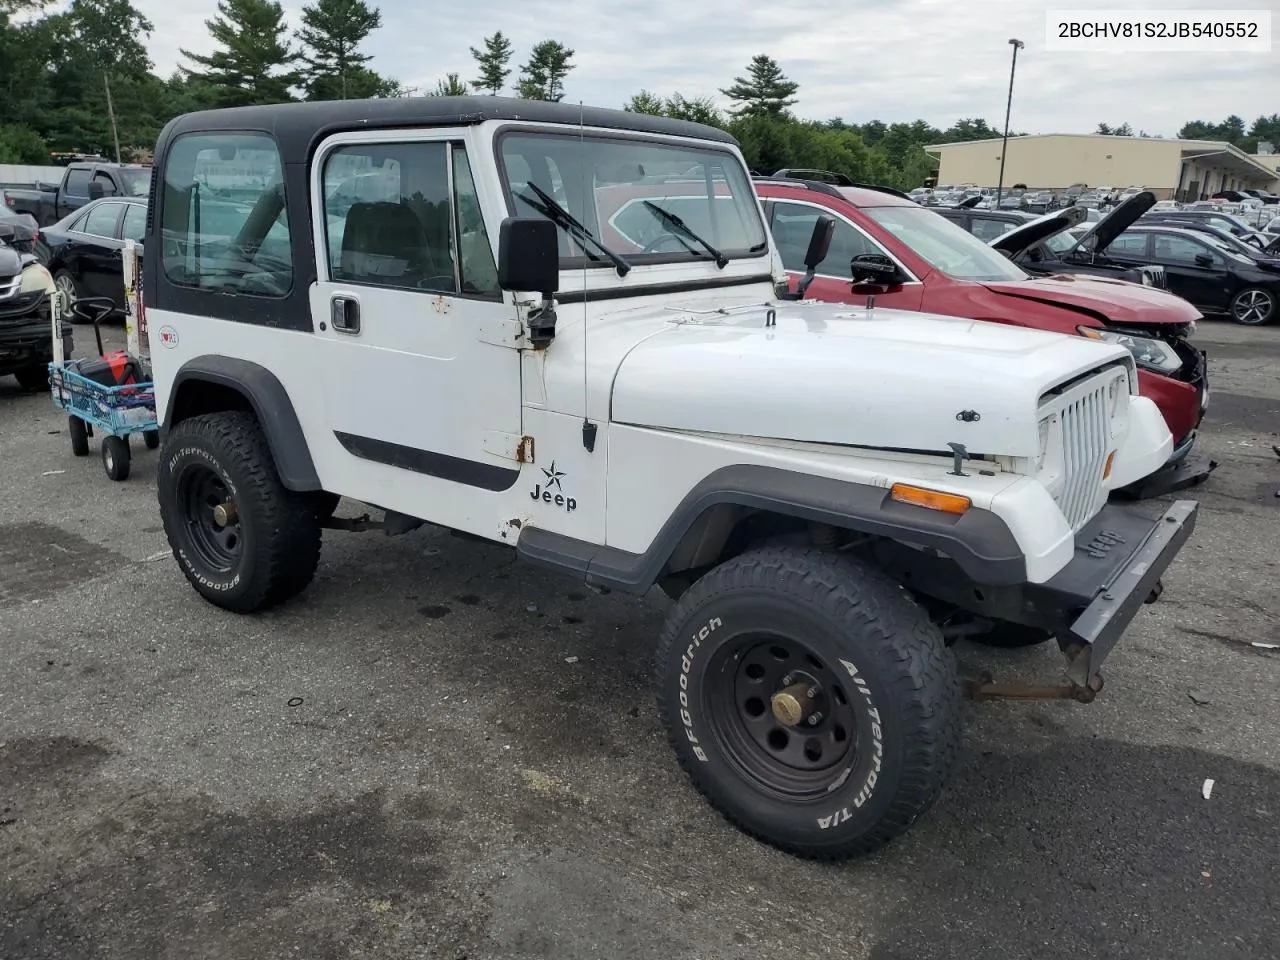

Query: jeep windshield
(863, 205), (1028, 282)
(497, 132), (768, 270)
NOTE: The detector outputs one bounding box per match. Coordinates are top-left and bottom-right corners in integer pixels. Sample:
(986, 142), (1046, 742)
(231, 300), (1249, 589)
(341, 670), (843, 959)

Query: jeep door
(764, 199), (924, 309)
(308, 130), (522, 501)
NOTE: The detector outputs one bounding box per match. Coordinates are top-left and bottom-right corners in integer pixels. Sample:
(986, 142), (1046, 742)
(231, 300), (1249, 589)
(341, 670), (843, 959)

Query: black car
(937, 195), (1168, 289)
(1000, 217), (1279, 325)
(39, 196), (147, 318)
(0, 244), (73, 391)
(1143, 213), (1280, 255)
(0, 205), (40, 255)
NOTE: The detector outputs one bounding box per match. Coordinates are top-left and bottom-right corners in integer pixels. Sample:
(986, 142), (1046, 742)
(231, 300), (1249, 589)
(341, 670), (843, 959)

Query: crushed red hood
(980, 274), (1201, 325)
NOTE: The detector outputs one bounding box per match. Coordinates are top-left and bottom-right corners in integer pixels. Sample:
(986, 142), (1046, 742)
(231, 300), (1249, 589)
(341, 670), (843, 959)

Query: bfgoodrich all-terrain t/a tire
(157, 411), (321, 613)
(656, 546), (961, 860)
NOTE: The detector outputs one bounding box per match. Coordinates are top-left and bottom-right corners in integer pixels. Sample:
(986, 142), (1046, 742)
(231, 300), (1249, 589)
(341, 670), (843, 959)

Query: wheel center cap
(212, 501), (238, 527)
(771, 681), (818, 727)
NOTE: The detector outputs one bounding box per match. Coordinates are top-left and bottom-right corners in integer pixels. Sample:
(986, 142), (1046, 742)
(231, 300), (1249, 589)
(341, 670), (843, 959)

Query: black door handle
(331, 295), (360, 334)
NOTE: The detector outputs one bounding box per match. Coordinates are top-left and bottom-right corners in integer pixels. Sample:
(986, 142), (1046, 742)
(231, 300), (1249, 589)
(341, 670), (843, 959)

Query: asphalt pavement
(2, 317), (1278, 960)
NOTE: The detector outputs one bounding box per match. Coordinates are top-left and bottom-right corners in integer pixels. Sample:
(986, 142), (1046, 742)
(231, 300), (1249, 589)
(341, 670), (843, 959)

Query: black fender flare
(161, 355), (321, 492)
(516, 464), (1029, 592)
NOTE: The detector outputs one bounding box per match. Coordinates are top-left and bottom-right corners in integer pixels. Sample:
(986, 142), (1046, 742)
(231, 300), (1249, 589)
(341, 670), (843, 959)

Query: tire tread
(655, 545), (961, 860)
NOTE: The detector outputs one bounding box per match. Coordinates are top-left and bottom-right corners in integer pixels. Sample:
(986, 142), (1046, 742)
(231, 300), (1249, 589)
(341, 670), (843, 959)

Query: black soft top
(154, 95), (740, 159)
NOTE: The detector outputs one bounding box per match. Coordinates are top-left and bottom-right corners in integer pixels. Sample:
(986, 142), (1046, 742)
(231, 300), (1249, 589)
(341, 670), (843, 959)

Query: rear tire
(655, 546), (961, 860)
(53, 270), (82, 321)
(157, 411), (321, 613)
(68, 416), (89, 457)
(101, 435), (131, 481)
(14, 365), (47, 392)
(143, 429), (160, 450)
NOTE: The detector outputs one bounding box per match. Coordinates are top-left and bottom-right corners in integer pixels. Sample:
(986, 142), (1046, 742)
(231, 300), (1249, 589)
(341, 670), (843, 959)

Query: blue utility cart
(47, 295), (159, 481)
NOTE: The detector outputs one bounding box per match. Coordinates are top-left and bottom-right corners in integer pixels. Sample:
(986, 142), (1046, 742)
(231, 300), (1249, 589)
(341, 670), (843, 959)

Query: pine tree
(296, 0), (381, 100)
(179, 0), (299, 107)
(720, 54), (798, 118)
(515, 39), (574, 102)
(433, 72), (467, 96)
(469, 31), (512, 96)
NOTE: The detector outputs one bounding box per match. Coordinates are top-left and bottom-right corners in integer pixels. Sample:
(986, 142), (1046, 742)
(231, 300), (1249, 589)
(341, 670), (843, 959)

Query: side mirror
(780, 215), (835, 301)
(850, 253), (902, 285)
(498, 217), (560, 348)
(87, 180), (107, 201)
(498, 217), (559, 296)
(1193, 253), (1214, 267)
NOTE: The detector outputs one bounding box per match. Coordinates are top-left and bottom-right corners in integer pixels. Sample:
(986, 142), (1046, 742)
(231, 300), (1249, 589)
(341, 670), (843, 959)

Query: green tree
(720, 54), (797, 118)
(296, 0), (381, 100)
(469, 31), (512, 95)
(624, 90), (665, 115)
(515, 39), (574, 101)
(0, 123), (48, 163)
(180, 0), (299, 107)
(665, 93), (723, 127)
(433, 72), (467, 96)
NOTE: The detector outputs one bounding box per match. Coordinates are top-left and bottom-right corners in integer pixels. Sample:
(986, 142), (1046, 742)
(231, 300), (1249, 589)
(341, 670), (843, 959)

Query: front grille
(0, 275), (19, 300)
(1141, 265), (1168, 290)
(1040, 366), (1127, 531)
(0, 289), (43, 321)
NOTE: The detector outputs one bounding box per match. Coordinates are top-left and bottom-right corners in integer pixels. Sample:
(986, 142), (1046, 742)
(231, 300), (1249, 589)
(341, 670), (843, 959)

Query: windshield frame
(493, 126), (770, 273)
(863, 204), (1030, 282)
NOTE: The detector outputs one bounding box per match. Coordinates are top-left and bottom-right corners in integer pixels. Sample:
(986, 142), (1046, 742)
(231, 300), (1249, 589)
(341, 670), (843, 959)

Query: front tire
(1230, 287), (1275, 326)
(656, 546), (961, 860)
(14, 365), (47, 392)
(157, 411), (322, 613)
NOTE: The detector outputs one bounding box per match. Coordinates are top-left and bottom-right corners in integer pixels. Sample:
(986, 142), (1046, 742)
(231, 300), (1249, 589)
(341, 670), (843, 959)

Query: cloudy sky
(134, 0), (1275, 137)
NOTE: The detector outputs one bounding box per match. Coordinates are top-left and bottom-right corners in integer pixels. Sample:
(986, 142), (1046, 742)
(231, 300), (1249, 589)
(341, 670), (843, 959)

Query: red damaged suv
(752, 172), (1212, 496)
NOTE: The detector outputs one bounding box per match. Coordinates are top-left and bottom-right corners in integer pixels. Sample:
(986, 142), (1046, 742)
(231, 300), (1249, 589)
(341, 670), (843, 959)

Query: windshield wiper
(642, 201), (728, 268)
(519, 182), (631, 277)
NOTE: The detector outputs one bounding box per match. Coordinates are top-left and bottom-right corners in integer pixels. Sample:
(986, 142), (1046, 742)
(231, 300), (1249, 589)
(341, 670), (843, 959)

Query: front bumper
(0, 318), (72, 374)
(1032, 499), (1198, 687)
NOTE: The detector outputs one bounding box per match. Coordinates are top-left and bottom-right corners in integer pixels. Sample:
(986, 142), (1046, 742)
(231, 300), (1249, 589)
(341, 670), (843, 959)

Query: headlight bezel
(1076, 325), (1182, 375)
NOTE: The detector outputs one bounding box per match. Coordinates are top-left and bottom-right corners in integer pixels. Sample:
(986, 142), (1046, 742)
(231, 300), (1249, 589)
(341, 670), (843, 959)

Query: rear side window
(83, 202), (122, 238)
(121, 203), (146, 243)
(159, 132), (292, 297)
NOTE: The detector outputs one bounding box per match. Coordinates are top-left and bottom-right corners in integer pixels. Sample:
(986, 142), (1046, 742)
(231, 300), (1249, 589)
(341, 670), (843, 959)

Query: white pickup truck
(132, 96), (1197, 860)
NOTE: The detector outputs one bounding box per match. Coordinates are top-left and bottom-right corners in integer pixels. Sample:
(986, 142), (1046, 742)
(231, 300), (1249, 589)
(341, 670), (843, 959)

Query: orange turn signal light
(890, 483), (972, 515)
(1103, 450), (1116, 479)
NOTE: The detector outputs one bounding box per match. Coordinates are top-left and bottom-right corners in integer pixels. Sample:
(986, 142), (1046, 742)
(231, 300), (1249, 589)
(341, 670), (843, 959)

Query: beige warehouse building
(923, 134), (1280, 200)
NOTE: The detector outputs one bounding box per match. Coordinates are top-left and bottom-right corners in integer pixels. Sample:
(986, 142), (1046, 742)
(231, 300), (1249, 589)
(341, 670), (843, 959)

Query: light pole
(995, 38), (1024, 207)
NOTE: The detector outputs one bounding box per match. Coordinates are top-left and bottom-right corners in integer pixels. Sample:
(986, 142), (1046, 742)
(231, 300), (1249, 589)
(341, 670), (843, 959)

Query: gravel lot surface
(2, 317), (1278, 960)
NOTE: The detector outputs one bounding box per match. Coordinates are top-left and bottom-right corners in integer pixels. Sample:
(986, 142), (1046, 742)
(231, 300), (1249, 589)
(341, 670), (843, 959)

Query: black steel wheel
(704, 637), (862, 799)
(101, 434), (130, 481)
(157, 411), (321, 613)
(656, 546), (961, 860)
(68, 416), (89, 457)
(178, 462), (243, 573)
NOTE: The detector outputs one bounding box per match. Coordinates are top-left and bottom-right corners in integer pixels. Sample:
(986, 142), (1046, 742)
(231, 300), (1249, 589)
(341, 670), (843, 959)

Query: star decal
(542, 461), (565, 491)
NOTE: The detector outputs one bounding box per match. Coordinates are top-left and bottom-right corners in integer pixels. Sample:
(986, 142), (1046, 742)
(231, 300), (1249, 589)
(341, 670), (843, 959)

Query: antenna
(579, 100), (597, 453)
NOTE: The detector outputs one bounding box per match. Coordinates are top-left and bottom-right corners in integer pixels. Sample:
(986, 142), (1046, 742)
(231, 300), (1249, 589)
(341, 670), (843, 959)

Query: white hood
(609, 301), (1133, 458)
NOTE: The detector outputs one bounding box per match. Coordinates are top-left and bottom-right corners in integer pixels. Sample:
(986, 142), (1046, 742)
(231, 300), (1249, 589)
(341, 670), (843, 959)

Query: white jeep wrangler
(138, 96), (1197, 860)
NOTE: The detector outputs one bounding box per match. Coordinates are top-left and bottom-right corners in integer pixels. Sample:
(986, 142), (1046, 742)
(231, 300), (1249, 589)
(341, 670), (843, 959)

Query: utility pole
(103, 71), (121, 164)
(995, 38), (1024, 207)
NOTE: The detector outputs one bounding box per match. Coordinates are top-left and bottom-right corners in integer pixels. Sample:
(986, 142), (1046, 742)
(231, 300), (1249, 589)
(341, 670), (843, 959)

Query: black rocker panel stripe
(333, 431), (520, 491)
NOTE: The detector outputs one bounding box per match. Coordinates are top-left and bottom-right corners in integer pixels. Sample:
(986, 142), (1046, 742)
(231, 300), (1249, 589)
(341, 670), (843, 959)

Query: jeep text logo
(530, 461), (576, 512)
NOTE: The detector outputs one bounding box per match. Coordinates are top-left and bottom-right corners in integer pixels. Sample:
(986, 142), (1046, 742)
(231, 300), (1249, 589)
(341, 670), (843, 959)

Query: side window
(82, 202), (121, 238)
(64, 168), (91, 197)
(91, 172), (118, 197)
(160, 132), (292, 296)
(322, 141), (456, 294)
(451, 145), (498, 298)
(1152, 234), (1209, 263)
(971, 217), (1016, 241)
(1108, 233), (1149, 257)
(771, 202), (877, 275)
(121, 203), (147, 243)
